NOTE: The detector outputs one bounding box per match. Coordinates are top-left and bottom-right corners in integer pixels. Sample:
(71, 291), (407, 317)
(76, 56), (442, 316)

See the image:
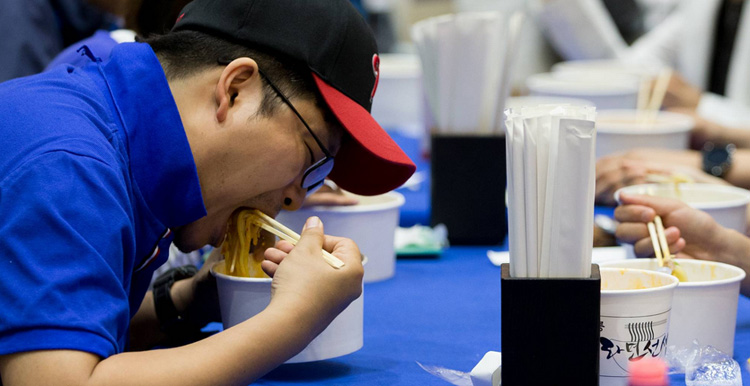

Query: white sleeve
(619, 11), (682, 67)
(535, 0), (628, 60)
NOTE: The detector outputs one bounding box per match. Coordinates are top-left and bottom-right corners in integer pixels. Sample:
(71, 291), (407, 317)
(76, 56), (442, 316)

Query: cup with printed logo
(599, 267), (678, 386)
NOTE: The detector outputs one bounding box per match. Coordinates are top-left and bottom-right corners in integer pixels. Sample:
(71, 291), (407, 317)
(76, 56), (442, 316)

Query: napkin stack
(411, 11), (524, 135)
(505, 105), (597, 278)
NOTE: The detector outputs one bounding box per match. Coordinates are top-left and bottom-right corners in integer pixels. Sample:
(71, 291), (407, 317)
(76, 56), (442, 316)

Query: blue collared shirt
(0, 42), (207, 357)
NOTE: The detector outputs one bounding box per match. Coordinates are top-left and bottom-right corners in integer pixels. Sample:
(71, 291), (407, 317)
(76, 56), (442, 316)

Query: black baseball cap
(172, 0), (416, 195)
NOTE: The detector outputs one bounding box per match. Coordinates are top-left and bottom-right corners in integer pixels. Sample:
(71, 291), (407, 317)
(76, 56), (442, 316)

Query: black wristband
(153, 265), (198, 334)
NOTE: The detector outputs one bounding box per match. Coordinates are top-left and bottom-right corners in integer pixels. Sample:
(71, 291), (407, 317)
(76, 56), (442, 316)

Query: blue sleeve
(0, 150), (135, 358)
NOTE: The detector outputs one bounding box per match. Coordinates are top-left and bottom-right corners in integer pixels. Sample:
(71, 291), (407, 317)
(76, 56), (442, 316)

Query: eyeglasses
(217, 57), (335, 191)
(256, 68), (335, 192)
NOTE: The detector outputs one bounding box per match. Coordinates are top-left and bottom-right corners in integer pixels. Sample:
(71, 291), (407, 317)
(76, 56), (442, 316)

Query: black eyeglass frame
(217, 58), (335, 191)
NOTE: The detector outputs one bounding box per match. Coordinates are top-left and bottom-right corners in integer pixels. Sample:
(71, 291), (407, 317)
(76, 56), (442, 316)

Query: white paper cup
(525, 72), (639, 110)
(211, 260), (364, 363)
(599, 267), (678, 385)
(276, 191), (404, 282)
(595, 109), (694, 159)
(614, 183), (750, 234)
(370, 53), (425, 136)
(505, 95), (595, 110)
(599, 258), (746, 355)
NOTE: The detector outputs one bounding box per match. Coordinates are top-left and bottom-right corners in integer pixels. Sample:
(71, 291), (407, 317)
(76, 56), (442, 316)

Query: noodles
(221, 209), (271, 278)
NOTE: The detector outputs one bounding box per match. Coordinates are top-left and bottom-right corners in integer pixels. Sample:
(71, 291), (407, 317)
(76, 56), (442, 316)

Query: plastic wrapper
(664, 341), (742, 386)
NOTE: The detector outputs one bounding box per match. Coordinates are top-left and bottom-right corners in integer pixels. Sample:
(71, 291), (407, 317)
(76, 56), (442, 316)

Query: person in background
(45, 0), (194, 72)
(0, 1), (415, 385)
(613, 193), (750, 296)
(538, 0), (750, 126)
(587, 0), (750, 206)
(0, 0), (125, 83)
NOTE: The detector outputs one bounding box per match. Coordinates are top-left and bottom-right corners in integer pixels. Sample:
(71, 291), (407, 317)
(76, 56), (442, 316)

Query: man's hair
(143, 30), (329, 119)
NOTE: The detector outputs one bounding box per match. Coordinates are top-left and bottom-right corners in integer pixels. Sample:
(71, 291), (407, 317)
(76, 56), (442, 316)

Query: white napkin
(411, 11), (525, 135)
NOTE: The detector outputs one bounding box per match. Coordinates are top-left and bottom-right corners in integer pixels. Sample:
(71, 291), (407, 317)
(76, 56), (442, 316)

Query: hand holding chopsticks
(646, 214), (688, 281)
(250, 209), (345, 269)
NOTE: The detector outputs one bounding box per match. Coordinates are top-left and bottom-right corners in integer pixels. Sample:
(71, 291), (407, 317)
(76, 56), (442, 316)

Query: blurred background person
(538, 0), (750, 127)
(0, 0), (125, 83)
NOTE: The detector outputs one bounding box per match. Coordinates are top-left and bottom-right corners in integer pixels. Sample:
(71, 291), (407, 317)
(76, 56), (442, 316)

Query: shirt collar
(98, 43), (207, 227)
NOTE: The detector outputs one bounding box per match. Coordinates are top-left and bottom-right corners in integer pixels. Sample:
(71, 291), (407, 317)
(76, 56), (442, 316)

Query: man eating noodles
(0, 0), (415, 384)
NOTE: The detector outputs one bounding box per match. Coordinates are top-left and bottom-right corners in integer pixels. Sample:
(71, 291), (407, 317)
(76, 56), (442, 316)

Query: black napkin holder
(500, 263), (601, 386)
(430, 134), (507, 245)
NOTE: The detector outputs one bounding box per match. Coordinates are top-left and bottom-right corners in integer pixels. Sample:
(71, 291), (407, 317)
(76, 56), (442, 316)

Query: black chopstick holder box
(500, 263), (601, 386)
(430, 134), (507, 245)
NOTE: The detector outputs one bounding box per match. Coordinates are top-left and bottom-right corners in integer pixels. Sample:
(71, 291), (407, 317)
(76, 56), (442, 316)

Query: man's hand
(661, 72), (702, 111)
(614, 193), (741, 262)
(262, 216), (364, 333)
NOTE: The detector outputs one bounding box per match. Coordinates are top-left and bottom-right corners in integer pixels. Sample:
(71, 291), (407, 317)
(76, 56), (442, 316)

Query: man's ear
(215, 57), (260, 123)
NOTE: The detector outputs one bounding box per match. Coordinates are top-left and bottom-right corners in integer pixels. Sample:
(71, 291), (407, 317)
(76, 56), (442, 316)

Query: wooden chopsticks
(637, 68), (673, 123)
(250, 209), (345, 269)
(646, 215), (673, 268)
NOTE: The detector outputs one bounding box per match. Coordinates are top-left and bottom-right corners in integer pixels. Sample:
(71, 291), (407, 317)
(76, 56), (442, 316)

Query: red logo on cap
(370, 54), (380, 103)
(176, 13), (185, 23)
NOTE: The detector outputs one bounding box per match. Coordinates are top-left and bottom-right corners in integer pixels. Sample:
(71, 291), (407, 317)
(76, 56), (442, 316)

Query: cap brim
(313, 73), (416, 196)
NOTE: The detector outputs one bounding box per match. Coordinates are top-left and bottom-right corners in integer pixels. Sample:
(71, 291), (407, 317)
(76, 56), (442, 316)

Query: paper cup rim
(614, 183), (750, 209)
(600, 258), (746, 287)
(295, 191), (405, 214)
(210, 254), (369, 282)
(551, 59), (662, 77)
(599, 267), (679, 295)
(595, 109), (694, 134)
(211, 260), (272, 283)
(526, 72), (638, 95)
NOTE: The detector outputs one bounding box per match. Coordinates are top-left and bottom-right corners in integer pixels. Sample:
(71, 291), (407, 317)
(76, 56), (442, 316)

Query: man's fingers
(614, 204), (656, 223)
(618, 193), (687, 215)
(614, 222), (649, 244)
(261, 260), (278, 277)
(264, 247), (287, 265)
(294, 216), (326, 256)
(630, 227), (682, 257)
(274, 240), (294, 253)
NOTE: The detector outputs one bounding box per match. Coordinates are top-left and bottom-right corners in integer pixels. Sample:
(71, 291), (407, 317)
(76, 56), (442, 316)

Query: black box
(501, 263), (601, 386)
(430, 134), (507, 245)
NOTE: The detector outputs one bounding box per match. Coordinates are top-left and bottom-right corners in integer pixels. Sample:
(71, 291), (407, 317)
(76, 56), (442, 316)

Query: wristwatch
(702, 142), (736, 178)
(153, 265), (198, 334)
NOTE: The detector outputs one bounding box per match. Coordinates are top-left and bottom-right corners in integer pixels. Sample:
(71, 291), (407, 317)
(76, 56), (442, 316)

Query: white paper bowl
(525, 72), (639, 110)
(599, 267), (678, 384)
(614, 183), (750, 234)
(370, 53), (425, 134)
(211, 260), (364, 363)
(551, 59), (662, 80)
(600, 258), (745, 355)
(277, 191), (405, 283)
(595, 109), (694, 159)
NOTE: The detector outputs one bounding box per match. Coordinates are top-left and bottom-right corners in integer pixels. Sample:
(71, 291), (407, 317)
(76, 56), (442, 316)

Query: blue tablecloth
(392, 131), (431, 227)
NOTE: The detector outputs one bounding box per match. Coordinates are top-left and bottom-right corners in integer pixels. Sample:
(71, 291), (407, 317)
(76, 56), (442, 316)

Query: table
(252, 246), (750, 385)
